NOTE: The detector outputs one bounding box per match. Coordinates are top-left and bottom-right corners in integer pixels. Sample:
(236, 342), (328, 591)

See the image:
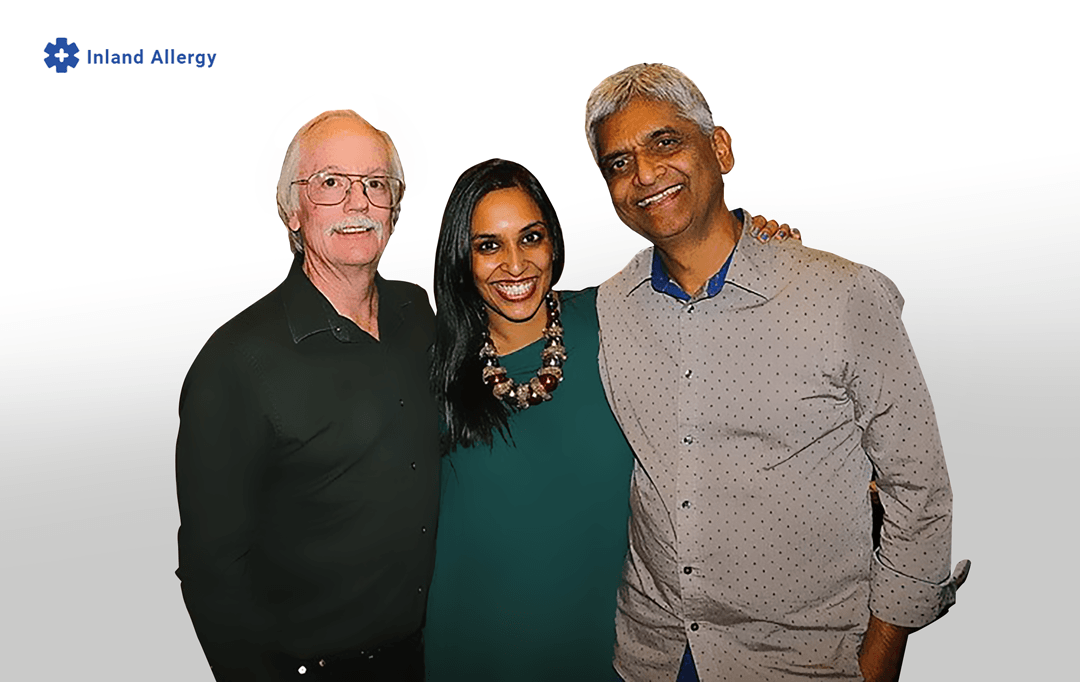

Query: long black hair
(432, 159), (566, 451)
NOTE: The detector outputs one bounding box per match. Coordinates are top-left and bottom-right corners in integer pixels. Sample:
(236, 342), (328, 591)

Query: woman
(424, 159), (636, 681)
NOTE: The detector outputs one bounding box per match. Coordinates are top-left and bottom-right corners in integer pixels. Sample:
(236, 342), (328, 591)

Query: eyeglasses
(292, 171), (405, 209)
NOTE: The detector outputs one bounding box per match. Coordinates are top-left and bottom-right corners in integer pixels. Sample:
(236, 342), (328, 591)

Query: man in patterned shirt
(587, 64), (969, 682)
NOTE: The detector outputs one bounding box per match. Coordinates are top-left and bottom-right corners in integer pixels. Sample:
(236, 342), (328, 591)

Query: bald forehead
(298, 115), (392, 176)
(301, 113), (377, 147)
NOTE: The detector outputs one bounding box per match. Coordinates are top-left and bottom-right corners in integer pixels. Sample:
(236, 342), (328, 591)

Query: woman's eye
(523, 231), (543, 244)
(476, 241), (498, 253)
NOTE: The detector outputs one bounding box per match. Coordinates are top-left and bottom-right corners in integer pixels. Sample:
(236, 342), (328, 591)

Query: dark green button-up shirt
(176, 254), (440, 671)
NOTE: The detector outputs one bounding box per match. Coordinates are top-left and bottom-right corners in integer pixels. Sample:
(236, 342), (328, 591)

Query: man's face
(289, 118), (395, 272)
(595, 98), (733, 246)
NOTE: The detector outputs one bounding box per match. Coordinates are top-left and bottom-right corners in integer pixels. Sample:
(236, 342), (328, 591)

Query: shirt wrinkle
(598, 209), (960, 681)
(175, 253), (441, 666)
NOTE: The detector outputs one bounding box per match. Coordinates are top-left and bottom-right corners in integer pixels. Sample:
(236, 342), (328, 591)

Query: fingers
(752, 217), (784, 243)
(750, 215), (801, 243)
(749, 215), (767, 239)
(749, 216), (774, 241)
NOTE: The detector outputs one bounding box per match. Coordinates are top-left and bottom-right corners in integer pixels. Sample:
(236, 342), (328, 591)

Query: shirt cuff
(869, 551), (972, 628)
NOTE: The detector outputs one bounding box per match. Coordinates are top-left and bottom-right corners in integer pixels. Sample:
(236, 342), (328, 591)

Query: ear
(711, 126), (734, 174)
(288, 212), (301, 234)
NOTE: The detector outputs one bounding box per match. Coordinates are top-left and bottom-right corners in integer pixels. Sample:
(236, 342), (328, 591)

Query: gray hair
(584, 63), (714, 165)
(276, 110), (405, 254)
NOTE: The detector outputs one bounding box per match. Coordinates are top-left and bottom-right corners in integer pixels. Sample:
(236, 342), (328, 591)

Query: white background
(3, 1), (1077, 679)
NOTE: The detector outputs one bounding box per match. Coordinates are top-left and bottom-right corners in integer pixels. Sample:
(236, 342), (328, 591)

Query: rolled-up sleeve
(846, 266), (960, 628)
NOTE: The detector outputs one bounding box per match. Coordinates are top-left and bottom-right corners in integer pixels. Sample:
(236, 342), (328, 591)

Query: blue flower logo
(45, 38), (80, 73)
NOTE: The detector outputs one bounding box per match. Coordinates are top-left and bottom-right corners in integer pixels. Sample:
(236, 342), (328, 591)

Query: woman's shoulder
(554, 288), (599, 352)
(555, 287), (598, 319)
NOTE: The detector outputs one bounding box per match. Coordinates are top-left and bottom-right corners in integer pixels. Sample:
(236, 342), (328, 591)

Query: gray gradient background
(4, 1), (1076, 679)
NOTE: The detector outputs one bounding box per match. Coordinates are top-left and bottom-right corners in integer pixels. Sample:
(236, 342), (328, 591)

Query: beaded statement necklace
(480, 291), (567, 409)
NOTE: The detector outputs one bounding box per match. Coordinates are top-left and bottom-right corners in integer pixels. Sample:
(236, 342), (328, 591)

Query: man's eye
(608, 158), (627, 174)
(657, 137), (679, 149)
(320, 175), (341, 188)
(366, 178), (384, 190)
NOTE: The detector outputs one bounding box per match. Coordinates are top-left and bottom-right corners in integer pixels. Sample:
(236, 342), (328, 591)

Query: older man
(588, 65), (969, 682)
(175, 110), (439, 681)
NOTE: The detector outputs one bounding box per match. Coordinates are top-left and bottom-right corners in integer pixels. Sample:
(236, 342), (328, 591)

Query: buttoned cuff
(869, 551), (971, 628)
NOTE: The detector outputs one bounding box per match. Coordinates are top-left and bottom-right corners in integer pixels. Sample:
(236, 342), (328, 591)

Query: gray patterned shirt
(596, 212), (960, 681)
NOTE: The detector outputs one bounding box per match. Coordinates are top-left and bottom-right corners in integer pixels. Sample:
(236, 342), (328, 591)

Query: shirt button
(298, 666), (307, 675)
(682, 435), (693, 445)
(681, 500), (691, 509)
(421, 526), (427, 533)
(690, 622), (699, 632)
(684, 369), (693, 379)
(318, 659), (326, 668)
(411, 462), (417, 470)
(683, 566), (693, 575)
(687, 305), (695, 313)
(399, 399), (405, 407)
(417, 586), (423, 593)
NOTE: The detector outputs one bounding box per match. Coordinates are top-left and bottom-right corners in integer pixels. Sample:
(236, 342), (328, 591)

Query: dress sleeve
(175, 338), (274, 673)
(845, 266), (963, 628)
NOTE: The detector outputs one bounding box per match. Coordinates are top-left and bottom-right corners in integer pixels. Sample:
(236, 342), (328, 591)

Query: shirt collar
(280, 253), (407, 344)
(648, 208), (744, 302)
(619, 207), (789, 305)
(722, 214), (785, 303)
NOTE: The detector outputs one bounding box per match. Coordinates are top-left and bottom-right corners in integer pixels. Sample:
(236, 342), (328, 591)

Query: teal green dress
(424, 288), (635, 681)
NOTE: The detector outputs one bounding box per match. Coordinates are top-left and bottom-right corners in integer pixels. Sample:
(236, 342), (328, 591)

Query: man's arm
(176, 339), (273, 678)
(845, 266), (967, 677)
(859, 614), (912, 682)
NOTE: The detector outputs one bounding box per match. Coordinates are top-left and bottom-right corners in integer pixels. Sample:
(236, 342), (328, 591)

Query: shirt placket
(675, 298), (706, 640)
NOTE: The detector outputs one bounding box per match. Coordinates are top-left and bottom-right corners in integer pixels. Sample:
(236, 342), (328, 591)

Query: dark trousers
(675, 643), (700, 682)
(612, 642), (698, 682)
(213, 631), (424, 682)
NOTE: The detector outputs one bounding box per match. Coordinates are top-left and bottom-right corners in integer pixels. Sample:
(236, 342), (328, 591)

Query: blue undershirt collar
(650, 208), (742, 302)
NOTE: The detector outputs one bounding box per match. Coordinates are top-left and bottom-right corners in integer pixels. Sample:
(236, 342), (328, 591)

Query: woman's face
(470, 186), (554, 327)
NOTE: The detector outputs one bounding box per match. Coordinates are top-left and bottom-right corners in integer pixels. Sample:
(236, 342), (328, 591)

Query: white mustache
(327, 216), (385, 237)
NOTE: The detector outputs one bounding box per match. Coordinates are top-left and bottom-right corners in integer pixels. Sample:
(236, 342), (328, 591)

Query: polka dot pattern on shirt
(598, 217), (954, 682)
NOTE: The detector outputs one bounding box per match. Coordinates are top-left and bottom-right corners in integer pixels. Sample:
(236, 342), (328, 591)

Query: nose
(635, 153), (662, 187)
(504, 244), (527, 275)
(343, 182), (370, 212)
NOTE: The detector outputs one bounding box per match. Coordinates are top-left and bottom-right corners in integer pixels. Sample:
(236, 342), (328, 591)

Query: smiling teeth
(494, 281), (535, 298)
(339, 226), (373, 233)
(638, 184), (682, 207)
